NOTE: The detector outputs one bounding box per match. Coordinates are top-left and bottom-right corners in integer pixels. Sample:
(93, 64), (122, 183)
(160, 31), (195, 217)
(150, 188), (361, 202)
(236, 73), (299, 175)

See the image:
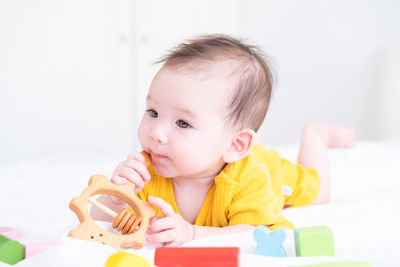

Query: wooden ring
(68, 174), (155, 250)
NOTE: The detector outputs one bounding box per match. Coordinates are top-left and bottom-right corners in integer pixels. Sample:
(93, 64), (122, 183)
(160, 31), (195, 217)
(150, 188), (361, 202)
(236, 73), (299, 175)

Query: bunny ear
(271, 227), (287, 243)
(253, 226), (271, 243)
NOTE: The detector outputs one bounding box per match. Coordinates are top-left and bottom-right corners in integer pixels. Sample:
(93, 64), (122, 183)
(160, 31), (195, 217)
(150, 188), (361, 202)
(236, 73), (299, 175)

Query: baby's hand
(146, 196), (194, 247)
(111, 152), (151, 195)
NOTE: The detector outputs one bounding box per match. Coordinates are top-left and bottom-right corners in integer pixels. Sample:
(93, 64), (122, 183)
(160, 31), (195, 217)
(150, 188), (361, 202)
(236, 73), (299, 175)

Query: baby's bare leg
(297, 123), (356, 204)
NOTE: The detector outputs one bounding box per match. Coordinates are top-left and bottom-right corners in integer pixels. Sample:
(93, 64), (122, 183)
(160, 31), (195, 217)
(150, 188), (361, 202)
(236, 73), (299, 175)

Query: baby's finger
(149, 216), (163, 225)
(147, 196), (175, 217)
(127, 151), (146, 164)
(148, 216), (176, 234)
(110, 176), (128, 185)
(118, 167), (145, 188)
(122, 160), (151, 183)
(146, 229), (175, 244)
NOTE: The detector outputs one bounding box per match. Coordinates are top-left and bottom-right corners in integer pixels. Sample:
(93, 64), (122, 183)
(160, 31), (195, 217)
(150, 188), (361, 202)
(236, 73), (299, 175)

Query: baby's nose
(149, 125), (168, 144)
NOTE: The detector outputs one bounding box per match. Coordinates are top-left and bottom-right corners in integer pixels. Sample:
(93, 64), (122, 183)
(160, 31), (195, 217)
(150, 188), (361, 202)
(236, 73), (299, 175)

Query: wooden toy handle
(88, 197), (118, 218)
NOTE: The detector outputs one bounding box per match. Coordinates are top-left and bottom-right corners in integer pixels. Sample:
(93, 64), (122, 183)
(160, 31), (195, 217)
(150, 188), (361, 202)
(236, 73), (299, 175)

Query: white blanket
(1, 142), (399, 266)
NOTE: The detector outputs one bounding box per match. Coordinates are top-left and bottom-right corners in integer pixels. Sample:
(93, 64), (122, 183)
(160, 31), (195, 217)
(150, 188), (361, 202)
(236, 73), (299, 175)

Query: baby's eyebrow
(147, 94), (197, 119)
(146, 94), (160, 106)
(176, 107), (197, 120)
(146, 95), (153, 102)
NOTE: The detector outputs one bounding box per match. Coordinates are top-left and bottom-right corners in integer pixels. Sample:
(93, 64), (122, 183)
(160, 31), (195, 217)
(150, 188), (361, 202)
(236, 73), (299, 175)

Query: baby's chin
(152, 159), (207, 179)
(153, 165), (196, 179)
(152, 164), (175, 178)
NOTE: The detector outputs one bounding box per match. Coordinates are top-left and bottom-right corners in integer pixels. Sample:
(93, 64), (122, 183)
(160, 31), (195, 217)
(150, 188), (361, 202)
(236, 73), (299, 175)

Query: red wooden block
(154, 247), (239, 267)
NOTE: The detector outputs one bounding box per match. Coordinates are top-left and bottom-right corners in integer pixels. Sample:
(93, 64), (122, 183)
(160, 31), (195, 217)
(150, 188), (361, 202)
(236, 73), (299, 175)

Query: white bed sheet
(0, 141), (399, 266)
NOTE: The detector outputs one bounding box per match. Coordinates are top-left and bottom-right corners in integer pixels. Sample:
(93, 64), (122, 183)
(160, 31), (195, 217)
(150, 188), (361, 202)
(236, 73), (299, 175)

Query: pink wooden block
(0, 227), (19, 240)
(24, 242), (58, 258)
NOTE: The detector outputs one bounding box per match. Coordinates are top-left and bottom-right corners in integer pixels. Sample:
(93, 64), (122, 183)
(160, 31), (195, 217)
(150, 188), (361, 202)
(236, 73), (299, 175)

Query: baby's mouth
(151, 152), (168, 161)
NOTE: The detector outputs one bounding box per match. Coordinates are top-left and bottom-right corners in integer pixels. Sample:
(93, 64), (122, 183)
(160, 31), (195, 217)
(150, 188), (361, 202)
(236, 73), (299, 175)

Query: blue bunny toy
(253, 226), (286, 257)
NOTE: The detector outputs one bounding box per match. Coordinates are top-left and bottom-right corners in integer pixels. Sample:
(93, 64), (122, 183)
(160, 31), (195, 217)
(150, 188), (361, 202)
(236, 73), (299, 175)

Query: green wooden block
(0, 234), (25, 265)
(294, 226), (335, 257)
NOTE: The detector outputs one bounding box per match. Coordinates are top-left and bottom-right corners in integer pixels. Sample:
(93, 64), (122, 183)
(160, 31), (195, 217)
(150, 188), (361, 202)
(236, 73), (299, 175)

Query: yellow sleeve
(252, 142), (320, 208)
(226, 165), (295, 229)
(280, 158), (320, 207)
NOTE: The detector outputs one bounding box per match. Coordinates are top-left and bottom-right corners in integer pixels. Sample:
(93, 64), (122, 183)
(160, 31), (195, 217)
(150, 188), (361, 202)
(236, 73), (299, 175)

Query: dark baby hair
(156, 34), (275, 131)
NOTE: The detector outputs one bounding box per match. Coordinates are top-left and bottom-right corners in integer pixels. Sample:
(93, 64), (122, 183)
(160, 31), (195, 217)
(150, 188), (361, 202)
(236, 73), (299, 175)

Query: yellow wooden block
(105, 251), (151, 267)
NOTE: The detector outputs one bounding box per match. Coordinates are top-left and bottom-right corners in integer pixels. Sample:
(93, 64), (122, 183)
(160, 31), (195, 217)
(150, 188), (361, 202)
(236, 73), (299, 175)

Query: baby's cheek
(177, 149), (204, 169)
(137, 124), (147, 148)
(170, 151), (193, 171)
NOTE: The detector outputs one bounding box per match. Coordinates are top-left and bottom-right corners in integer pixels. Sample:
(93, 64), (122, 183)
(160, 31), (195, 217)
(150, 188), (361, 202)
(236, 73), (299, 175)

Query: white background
(1, 0), (400, 164)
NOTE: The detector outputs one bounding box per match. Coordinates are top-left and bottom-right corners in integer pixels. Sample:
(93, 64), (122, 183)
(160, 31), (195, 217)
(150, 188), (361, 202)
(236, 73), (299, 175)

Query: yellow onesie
(137, 142), (320, 230)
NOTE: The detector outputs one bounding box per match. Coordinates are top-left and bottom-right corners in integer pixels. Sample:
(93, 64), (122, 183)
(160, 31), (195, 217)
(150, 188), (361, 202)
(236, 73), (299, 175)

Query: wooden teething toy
(68, 152), (155, 250)
(87, 199), (141, 235)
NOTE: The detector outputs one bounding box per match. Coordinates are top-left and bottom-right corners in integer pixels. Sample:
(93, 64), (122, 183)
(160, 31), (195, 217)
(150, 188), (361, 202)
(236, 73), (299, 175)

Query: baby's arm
(297, 123), (356, 204)
(146, 196), (255, 246)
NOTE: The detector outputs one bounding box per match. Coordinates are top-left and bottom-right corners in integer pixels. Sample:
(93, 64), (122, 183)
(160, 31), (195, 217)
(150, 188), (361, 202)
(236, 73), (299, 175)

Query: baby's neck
(171, 162), (227, 187)
(172, 174), (216, 224)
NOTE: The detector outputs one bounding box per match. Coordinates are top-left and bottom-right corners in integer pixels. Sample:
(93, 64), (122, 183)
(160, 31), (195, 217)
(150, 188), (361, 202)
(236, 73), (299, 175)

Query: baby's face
(138, 66), (234, 179)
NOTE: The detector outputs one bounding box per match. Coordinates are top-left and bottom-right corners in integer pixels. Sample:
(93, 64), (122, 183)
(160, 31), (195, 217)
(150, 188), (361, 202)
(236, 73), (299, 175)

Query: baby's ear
(223, 129), (256, 163)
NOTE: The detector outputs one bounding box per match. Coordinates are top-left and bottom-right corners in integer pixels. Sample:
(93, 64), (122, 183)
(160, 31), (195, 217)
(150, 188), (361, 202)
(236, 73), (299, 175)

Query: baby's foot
(305, 122), (357, 148)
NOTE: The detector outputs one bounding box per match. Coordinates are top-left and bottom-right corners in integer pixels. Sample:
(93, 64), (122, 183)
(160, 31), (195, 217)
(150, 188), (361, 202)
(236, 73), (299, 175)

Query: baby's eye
(176, 120), (192, 129)
(146, 109), (158, 118)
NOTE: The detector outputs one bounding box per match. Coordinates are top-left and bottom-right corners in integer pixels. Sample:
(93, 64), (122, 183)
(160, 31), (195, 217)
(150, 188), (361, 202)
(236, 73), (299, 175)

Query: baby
(92, 34), (356, 247)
